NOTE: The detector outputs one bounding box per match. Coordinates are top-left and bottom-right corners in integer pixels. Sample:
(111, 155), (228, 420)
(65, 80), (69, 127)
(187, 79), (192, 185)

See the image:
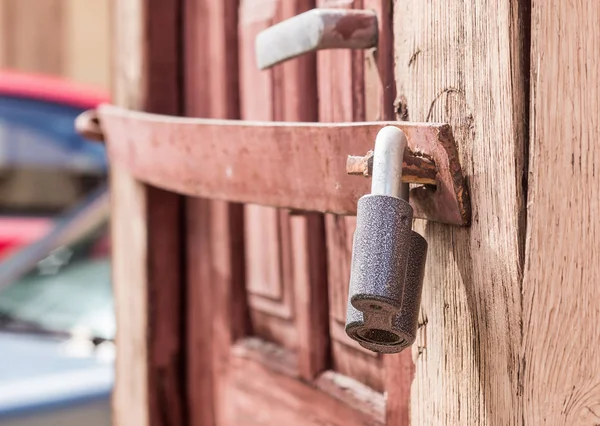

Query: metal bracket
(255, 9), (378, 70)
(76, 106), (470, 226)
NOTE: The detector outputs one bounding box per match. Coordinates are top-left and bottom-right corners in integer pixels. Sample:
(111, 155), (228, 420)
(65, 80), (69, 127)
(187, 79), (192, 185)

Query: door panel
(238, 0), (328, 362)
(226, 340), (382, 426)
(112, 0), (410, 425)
(239, 4), (294, 347)
(232, 1), (387, 424)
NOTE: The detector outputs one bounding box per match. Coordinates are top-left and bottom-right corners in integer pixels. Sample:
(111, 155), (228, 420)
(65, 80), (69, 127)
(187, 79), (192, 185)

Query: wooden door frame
(111, 1), (186, 425)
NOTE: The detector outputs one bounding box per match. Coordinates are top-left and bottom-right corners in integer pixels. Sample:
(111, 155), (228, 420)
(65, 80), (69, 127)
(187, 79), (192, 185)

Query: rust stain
(75, 109), (105, 142)
(334, 14), (376, 40)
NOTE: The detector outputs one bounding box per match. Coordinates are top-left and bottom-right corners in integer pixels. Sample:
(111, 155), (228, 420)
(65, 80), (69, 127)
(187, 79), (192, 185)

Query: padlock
(345, 126), (427, 354)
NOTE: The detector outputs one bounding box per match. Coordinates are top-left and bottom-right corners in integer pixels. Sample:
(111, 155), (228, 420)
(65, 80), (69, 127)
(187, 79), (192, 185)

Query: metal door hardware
(255, 8), (378, 70)
(75, 106), (470, 225)
(345, 127), (427, 354)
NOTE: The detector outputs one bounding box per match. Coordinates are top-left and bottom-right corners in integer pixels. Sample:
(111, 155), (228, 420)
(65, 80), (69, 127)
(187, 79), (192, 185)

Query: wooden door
(109, 0), (600, 425)
(183, 1), (410, 425)
(110, 0), (411, 425)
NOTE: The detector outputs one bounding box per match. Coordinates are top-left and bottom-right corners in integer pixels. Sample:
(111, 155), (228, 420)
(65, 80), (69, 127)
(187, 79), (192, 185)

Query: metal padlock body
(345, 193), (414, 351)
(394, 231), (427, 347)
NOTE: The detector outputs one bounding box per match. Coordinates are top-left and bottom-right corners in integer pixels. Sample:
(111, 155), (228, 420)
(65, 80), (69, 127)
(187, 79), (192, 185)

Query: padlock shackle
(371, 126), (409, 200)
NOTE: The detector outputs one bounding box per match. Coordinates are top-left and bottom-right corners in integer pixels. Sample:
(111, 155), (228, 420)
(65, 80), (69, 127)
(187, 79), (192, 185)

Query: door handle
(75, 105), (471, 226)
(255, 8), (378, 69)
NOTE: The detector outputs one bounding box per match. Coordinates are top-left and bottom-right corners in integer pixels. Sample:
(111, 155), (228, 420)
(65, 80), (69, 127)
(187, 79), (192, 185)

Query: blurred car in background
(0, 71), (113, 426)
(0, 70), (108, 259)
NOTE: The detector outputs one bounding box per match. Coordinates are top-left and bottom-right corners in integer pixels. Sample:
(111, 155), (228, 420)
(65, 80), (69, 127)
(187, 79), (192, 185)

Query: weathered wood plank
(394, 0), (528, 424)
(183, 1), (247, 426)
(226, 339), (383, 426)
(523, 1), (600, 424)
(111, 1), (185, 426)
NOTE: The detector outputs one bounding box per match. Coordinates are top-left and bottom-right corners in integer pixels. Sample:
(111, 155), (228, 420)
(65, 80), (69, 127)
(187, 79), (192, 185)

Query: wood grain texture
(183, 1), (247, 426)
(394, 0), (528, 424)
(110, 164), (149, 426)
(111, 1), (185, 426)
(226, 339), (383, 426)
(524, 1), (600, 424)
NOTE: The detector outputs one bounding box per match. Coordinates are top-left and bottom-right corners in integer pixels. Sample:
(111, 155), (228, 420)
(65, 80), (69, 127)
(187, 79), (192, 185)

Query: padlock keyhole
(357, 328), (401, 345)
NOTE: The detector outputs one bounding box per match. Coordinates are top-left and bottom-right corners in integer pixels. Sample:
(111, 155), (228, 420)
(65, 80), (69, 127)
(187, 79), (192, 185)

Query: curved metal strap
(96, 104), (470, 225)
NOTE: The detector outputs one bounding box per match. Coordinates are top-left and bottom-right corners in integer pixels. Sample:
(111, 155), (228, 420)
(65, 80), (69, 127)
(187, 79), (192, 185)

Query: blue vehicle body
(0, 96), (107, 173)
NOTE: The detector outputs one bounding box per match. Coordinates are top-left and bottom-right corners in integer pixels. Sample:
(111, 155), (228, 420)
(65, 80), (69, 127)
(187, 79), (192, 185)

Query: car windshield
(0, 188), (113, 341)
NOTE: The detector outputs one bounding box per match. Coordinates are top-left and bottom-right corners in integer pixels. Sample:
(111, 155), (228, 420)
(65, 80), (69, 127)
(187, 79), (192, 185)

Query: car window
(0, 222), (113, 341)
(0, 188), (113, 341)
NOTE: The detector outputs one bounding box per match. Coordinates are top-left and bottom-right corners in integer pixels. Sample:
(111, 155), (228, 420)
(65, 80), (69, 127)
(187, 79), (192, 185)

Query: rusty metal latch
(75, 6), (471, 226)
(75, 107), (470, 225)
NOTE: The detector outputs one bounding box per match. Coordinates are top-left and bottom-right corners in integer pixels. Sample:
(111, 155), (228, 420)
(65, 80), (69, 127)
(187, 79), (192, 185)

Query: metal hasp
(255, 8), (470, 226)
(346, 127), (427, 354)
(255, 8), (378, 70)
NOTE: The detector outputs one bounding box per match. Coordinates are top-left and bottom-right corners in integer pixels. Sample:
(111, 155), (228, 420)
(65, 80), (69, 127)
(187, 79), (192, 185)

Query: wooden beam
(111, 1), (185, 426)
(394, 0), (529, 424)
(523, 1), (600, 423)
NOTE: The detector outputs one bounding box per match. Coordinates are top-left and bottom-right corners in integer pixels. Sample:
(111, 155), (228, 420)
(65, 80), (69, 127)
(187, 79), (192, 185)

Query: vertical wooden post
(111, 1), (185, 425)
(183, 1), (248, 426)
(394, 0), (529, 424)
(524, 1), (600, 424)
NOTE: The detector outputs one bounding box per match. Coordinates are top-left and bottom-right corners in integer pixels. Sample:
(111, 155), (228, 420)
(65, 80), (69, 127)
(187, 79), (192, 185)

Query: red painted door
(110, 1), (413, 425)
